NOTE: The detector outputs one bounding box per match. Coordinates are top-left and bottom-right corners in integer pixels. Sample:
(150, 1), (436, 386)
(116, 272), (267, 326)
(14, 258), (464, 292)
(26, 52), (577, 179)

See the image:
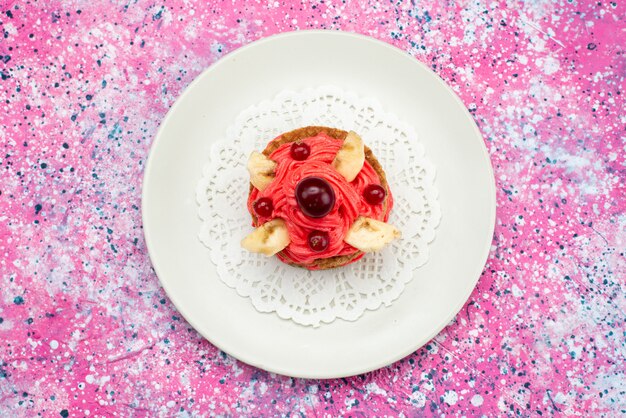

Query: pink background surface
(1, 0), (624, 416)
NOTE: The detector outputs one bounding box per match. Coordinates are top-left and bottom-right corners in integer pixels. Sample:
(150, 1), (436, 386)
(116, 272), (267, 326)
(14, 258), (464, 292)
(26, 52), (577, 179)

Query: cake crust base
(249, 126), (390, 270)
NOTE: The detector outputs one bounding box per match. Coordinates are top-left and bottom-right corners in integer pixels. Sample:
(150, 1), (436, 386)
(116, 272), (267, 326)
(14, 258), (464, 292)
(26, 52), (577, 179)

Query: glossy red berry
(295, 177), (335, 218)
(308, 230), (330, 252)
(253, 197), (273, 217)
(363, 184), (386, 205)
(290, 142), (311, 160)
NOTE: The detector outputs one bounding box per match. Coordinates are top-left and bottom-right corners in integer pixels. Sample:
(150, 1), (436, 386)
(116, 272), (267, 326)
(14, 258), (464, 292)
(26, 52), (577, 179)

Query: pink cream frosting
(247, 133), (393, 267)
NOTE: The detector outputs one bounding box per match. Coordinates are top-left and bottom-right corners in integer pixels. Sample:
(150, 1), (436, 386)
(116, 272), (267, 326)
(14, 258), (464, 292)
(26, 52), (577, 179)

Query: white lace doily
(196, 86), (441, 327)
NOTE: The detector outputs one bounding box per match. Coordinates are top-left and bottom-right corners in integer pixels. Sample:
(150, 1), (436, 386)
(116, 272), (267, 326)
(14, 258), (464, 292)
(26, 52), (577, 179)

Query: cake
(241, 126), (400, 270)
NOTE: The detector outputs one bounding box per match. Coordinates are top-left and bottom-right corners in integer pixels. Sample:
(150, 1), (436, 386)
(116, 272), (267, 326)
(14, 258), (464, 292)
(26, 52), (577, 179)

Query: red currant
(308, 230), (330, 252)
(363, 184), (386, 205)
(295, 177), (335, 218)
(290, 142), (311, 161)
(253, 197), (273, 217)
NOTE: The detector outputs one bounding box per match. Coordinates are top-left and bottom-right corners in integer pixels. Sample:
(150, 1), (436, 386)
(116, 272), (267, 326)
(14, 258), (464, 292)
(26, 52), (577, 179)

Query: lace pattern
(196, 86), (441, 326)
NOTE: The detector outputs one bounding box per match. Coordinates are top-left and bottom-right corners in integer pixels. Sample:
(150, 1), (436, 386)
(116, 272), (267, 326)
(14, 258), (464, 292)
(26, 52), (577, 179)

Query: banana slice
(247, 151), (277, 191)
(332, 131), (365, 182)
(241, 219), (290, 256)
(344, 216), (401, 252)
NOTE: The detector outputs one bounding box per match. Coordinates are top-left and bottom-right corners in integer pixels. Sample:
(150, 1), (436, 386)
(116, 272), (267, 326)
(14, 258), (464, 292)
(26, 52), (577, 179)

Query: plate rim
(142, 29), (496, 378)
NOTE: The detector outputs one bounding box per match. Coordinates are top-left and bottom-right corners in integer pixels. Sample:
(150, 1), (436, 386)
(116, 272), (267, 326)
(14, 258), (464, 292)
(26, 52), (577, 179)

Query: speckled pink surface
(1, 0), (625, 416)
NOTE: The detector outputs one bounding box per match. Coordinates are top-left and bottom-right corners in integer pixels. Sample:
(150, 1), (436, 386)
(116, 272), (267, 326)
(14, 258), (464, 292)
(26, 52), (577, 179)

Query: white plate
(142, 31), (495, 379)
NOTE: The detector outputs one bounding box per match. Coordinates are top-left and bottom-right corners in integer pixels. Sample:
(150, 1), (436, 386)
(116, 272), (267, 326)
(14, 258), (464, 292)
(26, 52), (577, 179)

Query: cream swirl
(247, 133), (392, 266)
